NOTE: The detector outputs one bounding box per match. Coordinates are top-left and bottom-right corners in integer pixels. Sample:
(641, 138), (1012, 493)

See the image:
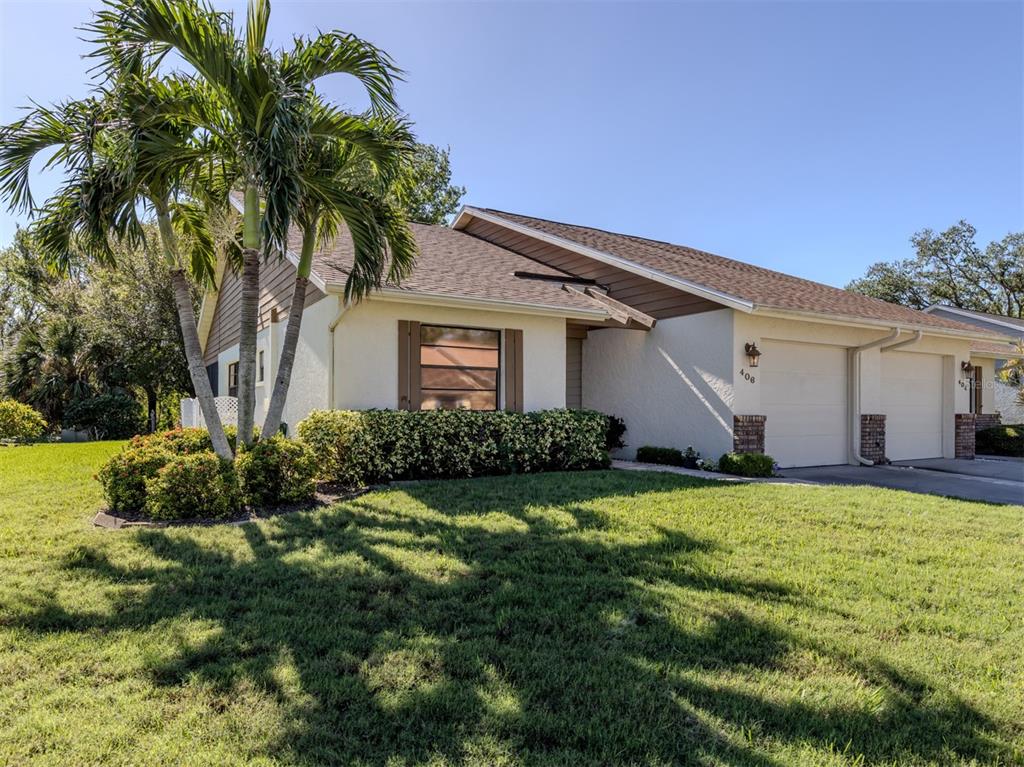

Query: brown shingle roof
(292, 220), (607, 317)
(474, 208), (1000, 336)
(971, 340), (1019, 356)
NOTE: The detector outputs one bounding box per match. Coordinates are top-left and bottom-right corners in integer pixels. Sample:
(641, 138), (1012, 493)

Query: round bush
(0, 399), (47, 442)
(144, 453), (239, 520)
(236, 436), (317, 508)
(296, 410), (364, 482)
(63, 391), (145, 440)
(96, 443), (173, 513)
(718, 452), (776, 478)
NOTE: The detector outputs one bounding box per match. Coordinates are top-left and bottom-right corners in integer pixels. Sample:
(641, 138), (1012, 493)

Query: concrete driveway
(782, 459), (1024, 505)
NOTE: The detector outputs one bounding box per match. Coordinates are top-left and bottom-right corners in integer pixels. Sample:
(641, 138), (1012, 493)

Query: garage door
(882, 352), (943, 460)
(761, 340), (848, 468)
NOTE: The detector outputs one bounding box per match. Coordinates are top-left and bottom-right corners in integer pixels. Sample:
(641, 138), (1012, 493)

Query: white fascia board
(325, 284), (611, 321)
(196, 252), (228, 355)
(924, 304), (1024, 335)
(453, 208), (754, 313)
(226, 193), (328, 294)
(752, 307), (1017, 343)
(968, 348), (1014, 359)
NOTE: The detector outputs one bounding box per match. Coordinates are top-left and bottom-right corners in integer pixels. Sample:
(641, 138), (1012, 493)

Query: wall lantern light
(961, 360), (975, 377)
(744, 342), (762, 368)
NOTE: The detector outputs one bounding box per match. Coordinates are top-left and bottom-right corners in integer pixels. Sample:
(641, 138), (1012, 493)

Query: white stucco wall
(279, 297), (338, 432)
(582, 309), (735, 461)
(332, 299), (569, 413)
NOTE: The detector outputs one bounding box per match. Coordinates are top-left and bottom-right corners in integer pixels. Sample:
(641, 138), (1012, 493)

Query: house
(194, 207), (1012, 468)
(923, 305), (1024, 426)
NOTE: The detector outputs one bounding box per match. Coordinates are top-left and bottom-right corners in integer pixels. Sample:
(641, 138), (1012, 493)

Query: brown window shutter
(397, 320), (421, 410)
(975, 367), (983, 414)
(504, 328), (524, 412)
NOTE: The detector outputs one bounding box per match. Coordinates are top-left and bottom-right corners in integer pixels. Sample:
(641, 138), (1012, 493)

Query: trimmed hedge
(297, 408), (612, 486)
(237, 436), (317, 508)
(976, 424), (1023, 457)
(635, 445), (702, 469)
(0, 399), (47, 442)
(718, 452), (776, 478)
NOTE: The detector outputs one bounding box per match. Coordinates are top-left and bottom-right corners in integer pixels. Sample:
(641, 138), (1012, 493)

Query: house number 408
(740, 368), (756, 384)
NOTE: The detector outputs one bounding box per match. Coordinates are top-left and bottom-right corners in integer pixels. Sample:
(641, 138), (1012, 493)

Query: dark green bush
(976, 424), (1023, 457)
(63, 391), (145, 440)
(236, 436), (317, 508)
(635, 445), (702, 469)
(718, 452), (776, 477)
(297, 408), (611, 486)
(96, 443), (172, 512)
(144, 453), (239, 520)
(605, 415), (627, 451)
(0, 399), (47, 442)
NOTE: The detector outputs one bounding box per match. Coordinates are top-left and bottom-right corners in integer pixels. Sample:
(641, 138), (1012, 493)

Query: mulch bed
(92, 483), (370, 529)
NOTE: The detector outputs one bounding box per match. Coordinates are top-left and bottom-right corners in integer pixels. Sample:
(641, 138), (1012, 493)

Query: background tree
(389, 143), (466, 225)
(847, 221), (1023, 317)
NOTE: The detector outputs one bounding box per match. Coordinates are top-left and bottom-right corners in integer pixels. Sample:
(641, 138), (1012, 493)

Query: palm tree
(94, 0), (403, 447)
(0, 74), (235, 458)
(260, 107), (417, 437)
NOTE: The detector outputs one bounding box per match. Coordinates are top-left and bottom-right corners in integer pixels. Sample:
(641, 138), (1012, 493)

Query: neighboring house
(923, 305), (1024, 426)
(196, 207), (1011, 468)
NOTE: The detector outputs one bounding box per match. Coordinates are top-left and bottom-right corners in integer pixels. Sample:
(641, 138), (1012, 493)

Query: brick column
(974, 413), (1001, 432)
(860, 414), (887, 464)
(955, 413), (976, 459)
(733, 415), (766, 454)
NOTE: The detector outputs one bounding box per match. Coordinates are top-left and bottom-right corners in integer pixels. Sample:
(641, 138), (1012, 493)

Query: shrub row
(296, 408), (612, 485)
(976, 424), (1023, 457)
(97, 428), (316, 519)
(0, 399), (47, 442)
(636, 445), (700, 469)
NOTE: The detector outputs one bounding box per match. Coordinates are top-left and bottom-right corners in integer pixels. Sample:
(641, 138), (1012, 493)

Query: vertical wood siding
(566, 337), (583, 409)
(462, 219), (721, 319)
(203, 256), (326, 364)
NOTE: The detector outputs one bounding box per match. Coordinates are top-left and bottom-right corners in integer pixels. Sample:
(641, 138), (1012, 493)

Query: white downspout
(327, 298), (350, 410)
(880, 329), (923, 354)
(849, 327), (901, 465)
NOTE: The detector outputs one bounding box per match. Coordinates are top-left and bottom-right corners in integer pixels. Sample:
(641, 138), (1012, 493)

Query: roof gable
(458, 207), (1004, 338)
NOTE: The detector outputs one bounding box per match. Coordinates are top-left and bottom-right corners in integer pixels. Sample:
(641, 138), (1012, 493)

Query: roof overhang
(328, 284), (613, 321)
(452, 206), (755, 313)
(752, 306), (1017, 343)
(924, 304), (1024, 335)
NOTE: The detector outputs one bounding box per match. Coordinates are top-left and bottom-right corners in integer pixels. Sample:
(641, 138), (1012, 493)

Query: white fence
(180, 397), (239, 429)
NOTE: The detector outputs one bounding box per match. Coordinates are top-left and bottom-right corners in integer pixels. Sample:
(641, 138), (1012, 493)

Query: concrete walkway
(611, 460), (818, 486)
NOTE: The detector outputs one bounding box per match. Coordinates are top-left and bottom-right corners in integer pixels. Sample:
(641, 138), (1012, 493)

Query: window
(258, 350), (265, 383)
(228, 362), (238, 398)
(419, 325), (499, 410)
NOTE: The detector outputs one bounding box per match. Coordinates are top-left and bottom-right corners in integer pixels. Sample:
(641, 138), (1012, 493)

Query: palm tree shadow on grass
(13, 472), (1012, 765)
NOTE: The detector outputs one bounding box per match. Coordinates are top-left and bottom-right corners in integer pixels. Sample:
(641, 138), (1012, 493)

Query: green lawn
(1, 443), (1021, 766)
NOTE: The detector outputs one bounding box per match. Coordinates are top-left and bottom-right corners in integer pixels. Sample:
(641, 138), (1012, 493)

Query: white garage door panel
(882, 352), (943, 460)
(761, 341), (848, 468)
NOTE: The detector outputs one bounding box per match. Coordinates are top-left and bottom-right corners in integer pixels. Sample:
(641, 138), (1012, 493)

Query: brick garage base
(974, 413), (1001, 432)
(733, 415), (766, 454)
(955, 413), (976, 459)
(860, 414), (886, 464)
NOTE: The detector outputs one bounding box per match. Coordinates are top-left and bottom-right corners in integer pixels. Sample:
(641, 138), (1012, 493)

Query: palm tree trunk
(262, 276), (307, 437)
(262, 220), (316, 438)
(236, 184), (261, 447)
(169, 268), (233, 459)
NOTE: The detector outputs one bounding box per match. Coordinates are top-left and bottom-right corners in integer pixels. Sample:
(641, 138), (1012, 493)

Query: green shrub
(295, 410), (364, 482)
(63, 391), (145, 439)
(718, 452), (776, 478)
(605, 415), (627, 451)
(297, 408), (611, 486)
(129, 425), (248, 455)
(96, 443), (173, 512)
(0, 399), (47, 442)
(144, 453), (239, 520)
(634, 442), (692, 466)
(236, 436), (317, 508)
(976, 424), (1023, 457)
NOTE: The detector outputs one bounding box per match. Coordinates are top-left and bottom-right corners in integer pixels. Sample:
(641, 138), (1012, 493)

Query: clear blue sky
(1, 0), (1021, 288)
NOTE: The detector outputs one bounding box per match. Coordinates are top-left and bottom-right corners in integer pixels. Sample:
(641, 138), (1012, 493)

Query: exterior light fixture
(744, 342), (762, 368)
(961, 360), (975, 377)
